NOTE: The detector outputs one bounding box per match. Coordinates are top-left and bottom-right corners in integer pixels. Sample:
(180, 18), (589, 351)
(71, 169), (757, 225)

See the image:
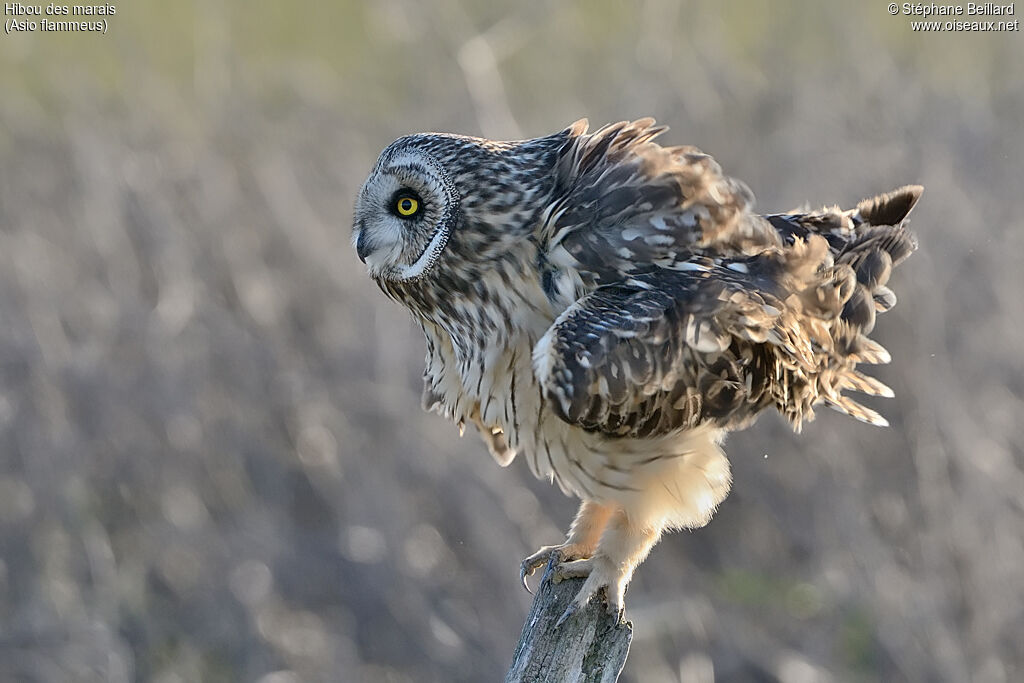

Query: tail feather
(853, 184), (923, 228)
(840, 370), (894, 398)
(826, 396), (890, 427)
(768, 185), (920, 427)
(873, 286), (897, 312)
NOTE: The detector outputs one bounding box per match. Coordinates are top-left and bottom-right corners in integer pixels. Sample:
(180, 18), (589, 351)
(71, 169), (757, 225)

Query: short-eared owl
(353, 119), (920, 621)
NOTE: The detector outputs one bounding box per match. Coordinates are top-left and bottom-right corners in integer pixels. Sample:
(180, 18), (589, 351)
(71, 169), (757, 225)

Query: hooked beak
(355, 230), (372, 264)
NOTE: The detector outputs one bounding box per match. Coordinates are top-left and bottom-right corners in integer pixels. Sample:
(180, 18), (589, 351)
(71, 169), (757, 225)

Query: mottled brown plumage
(352, 118), (921, 620)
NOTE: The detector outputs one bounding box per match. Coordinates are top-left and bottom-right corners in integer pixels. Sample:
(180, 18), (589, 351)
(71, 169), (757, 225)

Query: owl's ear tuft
(565, 118), (589, 137)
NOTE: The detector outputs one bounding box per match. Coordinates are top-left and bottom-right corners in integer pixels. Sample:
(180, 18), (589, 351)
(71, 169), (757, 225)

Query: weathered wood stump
(506, 560), (632, 683)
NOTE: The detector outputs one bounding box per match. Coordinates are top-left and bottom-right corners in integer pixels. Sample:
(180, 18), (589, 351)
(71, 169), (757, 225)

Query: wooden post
(506, 560), (633, 683)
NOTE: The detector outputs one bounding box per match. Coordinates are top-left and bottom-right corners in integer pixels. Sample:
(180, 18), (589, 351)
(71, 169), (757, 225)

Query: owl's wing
(533, 236), (900, 439)
(539, 119), (781, 287)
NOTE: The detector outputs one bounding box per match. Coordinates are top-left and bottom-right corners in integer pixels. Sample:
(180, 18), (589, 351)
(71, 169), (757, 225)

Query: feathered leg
(554, 437), (733, 623)
(553, 508), (663, 624)
(520, 499), (613, 591)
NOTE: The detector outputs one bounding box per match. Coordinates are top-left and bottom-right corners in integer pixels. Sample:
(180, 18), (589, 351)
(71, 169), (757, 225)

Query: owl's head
(352, 125), (583, 283)
(352, 136), (462, 282)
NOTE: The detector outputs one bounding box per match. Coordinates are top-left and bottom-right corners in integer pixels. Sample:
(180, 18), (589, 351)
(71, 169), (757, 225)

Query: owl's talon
(520, 542), (595, 592)
(519, 561), (541, 594)
(519, 547), (559, 593)
(555, 602), (579, 628)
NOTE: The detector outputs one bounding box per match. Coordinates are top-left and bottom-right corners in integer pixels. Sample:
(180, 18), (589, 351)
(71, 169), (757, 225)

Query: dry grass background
(0, 2), (1022, 681)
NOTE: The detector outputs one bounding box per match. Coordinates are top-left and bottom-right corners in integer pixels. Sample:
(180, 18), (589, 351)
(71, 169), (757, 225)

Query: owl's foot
(553, 556), (629, 626)
(520, 500), (614, 593)
(519, 543), (593, 593)
(554, 508), (664, 626)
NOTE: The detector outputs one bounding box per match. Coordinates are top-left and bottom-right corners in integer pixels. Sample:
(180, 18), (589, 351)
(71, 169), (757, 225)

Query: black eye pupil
(401, 199), (412, 210)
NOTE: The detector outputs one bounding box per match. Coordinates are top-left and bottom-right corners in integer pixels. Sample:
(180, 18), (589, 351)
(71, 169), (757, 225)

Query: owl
(352, 119), (920, 623)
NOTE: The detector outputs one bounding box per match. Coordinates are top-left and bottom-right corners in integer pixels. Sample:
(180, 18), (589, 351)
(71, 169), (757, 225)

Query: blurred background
(1, 1), (1022, 681)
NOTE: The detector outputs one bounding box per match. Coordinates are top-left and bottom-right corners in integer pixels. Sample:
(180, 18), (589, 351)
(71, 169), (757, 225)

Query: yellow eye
(395, 195), (419, 217)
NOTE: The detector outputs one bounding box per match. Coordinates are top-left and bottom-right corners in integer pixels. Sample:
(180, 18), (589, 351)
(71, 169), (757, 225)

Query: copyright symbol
(888, 2), (899, 14)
